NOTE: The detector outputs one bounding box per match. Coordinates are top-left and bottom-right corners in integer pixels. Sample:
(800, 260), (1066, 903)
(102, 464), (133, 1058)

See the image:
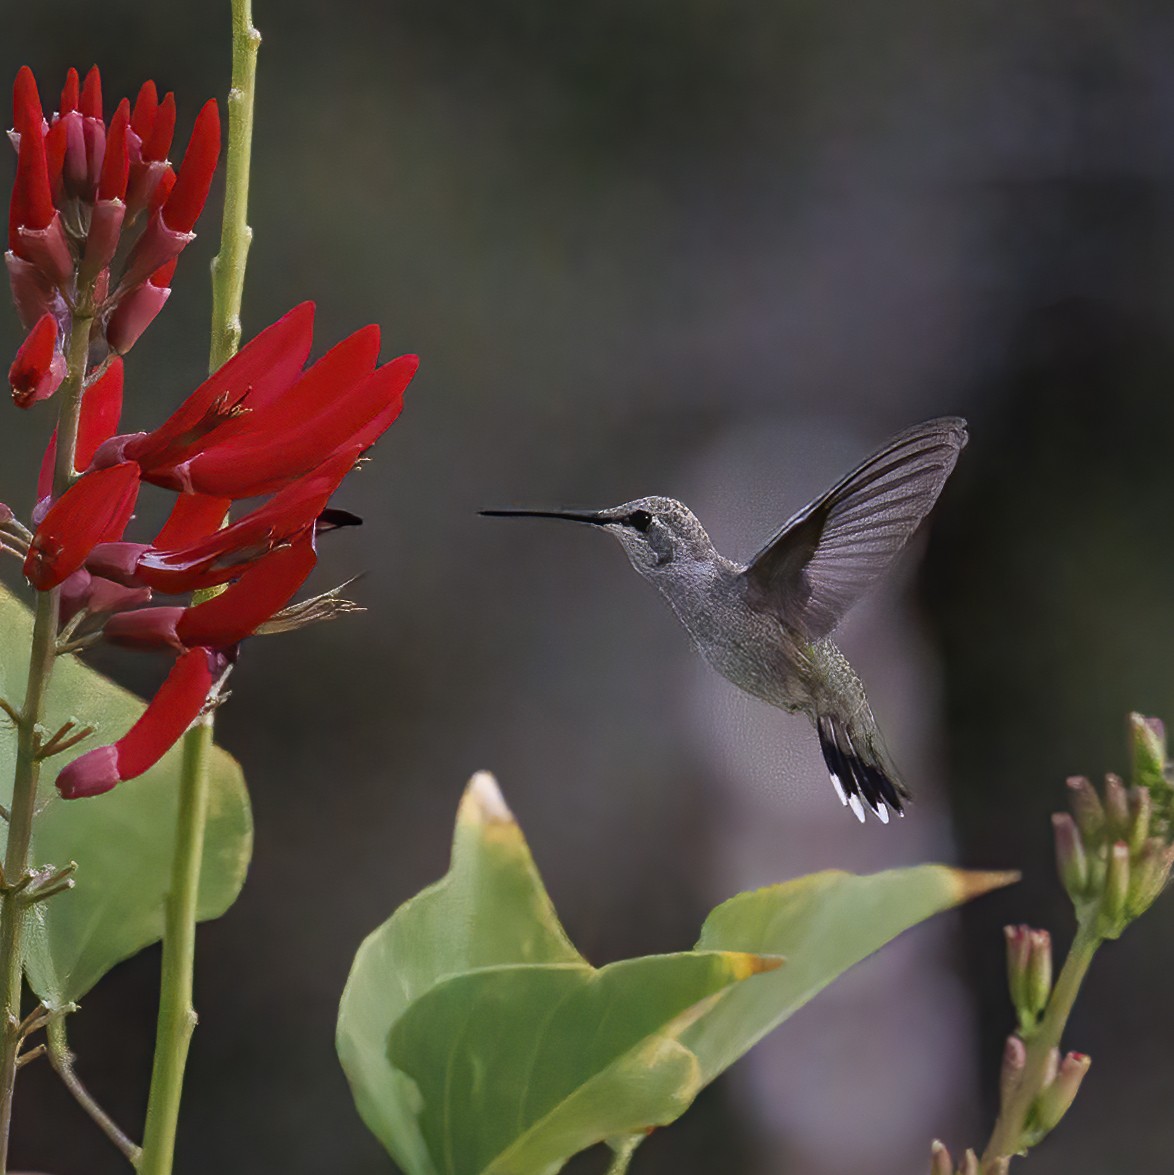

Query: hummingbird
(482, 417), (967, 824)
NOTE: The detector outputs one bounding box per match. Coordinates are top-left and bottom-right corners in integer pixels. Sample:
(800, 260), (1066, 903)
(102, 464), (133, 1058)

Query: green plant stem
(137, 722), (213, 1175)
(605, 1137), (642, 1175)
(0, 303), (92, 1175)
(981, 920), (1101, 1167)
(137, 4), (258, 1173)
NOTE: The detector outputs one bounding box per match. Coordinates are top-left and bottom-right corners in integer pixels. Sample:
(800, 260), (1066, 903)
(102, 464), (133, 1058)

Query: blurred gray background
(5, 2), (1174, 1173)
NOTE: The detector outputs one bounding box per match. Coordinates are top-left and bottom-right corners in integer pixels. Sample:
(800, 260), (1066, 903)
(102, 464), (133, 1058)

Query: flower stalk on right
(931, 713), (1174, 1175)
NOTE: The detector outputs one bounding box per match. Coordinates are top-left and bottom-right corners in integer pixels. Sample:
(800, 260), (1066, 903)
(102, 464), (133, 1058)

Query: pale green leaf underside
(0, 581), (253, 1005)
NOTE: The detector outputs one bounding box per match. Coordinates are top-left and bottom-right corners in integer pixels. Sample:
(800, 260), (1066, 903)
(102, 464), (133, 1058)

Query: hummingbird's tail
(816, 711), (909, 824)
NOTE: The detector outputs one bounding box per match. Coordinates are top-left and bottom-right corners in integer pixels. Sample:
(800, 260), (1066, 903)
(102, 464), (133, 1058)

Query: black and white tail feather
(817, 713), (909, 824)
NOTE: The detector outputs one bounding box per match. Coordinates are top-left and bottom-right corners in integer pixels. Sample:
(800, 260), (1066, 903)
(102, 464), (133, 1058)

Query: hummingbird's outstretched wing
(742, 417), (967, 641)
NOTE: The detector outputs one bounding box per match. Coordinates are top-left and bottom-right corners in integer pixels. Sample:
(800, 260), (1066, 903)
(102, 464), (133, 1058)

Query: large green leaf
(0, 582), (253, 1005)
(683, 865), (1018, 1081)
(338, 773), (1015, 1175)
(389, 953), (773, 1175)
(338, 772), (590, 1175)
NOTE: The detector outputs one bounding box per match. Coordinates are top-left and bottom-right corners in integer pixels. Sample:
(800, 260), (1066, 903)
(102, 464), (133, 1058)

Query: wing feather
(742, 417), (967, 640)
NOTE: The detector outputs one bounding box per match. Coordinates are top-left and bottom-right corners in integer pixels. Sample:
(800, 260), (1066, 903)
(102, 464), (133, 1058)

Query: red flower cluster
(17, 302), (416, 798)
(7, 67), (219, 406)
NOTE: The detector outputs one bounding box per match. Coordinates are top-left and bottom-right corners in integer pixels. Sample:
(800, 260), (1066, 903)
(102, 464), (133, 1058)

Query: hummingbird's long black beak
(479, 509), (610, 526)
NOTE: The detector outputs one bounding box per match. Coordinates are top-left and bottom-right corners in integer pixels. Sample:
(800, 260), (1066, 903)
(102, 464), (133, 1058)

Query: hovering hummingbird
(483, 417), (967, 823)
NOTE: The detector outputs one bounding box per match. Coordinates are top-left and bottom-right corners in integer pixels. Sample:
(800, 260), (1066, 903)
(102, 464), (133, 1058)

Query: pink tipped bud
(1127, 786), (1152, 855)
(1052, 813), (1089, 902)
(999, 1033), (1027, 1109)
(1004, 926), (1031, 1021)
(1033, 1051), (1091, 1136)
(9, 312), (65, 408)
(1129, 712), (1167, 792)
(929, 1140), (953, 1175)
(958, 1150), (980, 1175)
(1103, 775), (1130, 841)
(1103, 840), (1131, 930)
(1025, 929), (1052, 1018)
(1128, 838), (1174, 917)
(1066, 776), (1105, 842)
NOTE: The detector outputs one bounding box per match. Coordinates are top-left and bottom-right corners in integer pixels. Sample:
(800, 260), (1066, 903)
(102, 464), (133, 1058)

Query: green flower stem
(137, 3), (258, 1173)
(981, 920), (1101, 1167)
(0, 302), (93, 1175)
(605, 1137), (642, 1175)
(137, 722), (213, 1175)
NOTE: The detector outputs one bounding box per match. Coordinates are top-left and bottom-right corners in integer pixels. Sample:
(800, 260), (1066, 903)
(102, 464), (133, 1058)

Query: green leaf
(683, 865), (1019, 1081)
(389, 952), (773, 1175)
(339, 773), (1014, 1175)
(337, 772), (588, 1175)
(0, 582), (252, 1005)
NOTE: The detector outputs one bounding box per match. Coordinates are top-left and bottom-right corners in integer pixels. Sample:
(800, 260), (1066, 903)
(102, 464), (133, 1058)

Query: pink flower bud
(9, 311), (65, 407)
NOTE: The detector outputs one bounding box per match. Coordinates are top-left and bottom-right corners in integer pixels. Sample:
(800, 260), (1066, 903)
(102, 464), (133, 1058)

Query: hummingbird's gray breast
(651, 560), (814, 713)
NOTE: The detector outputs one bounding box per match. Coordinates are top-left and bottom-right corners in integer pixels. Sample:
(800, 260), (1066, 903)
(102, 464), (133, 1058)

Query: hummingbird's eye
(626, 510), (653, 531)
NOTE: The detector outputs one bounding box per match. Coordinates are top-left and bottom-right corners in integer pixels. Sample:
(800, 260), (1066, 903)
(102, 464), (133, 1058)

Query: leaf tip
(461, 770), (515, 827)
(950, 868), (1021, 902)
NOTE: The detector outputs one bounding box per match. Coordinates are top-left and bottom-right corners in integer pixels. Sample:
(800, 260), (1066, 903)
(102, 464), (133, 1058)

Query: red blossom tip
(77, 360), (125, 469)
(24, 462), (141, 590)
(60, 68), (79, 115)
(98, 100), (130, 201)
(131, 81), (158, 141)
(9, 110), (55, 250)
(9, 312), (64, 408)
(13, 67), (43, 134)
(80, 66), (102, 121)
(142, 91), (175, 162)
(56, 648), (219, 797)
(161, 99), (219, 233)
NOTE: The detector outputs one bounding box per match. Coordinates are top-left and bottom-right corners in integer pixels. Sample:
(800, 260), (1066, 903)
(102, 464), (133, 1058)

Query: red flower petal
(55, 648), (218, 797)
(123, 302), (315, 473)
(9, 107), (55, 251)
(161, 99), (219, 234)
(79, 66), (102, 121)
(142, 92), (175, 162)
(24, 462), (140, 590)
(131, 81), (158, 142)
(38, 360), (126, 498)
(152, 493), (231, 549)
(182, 354), (416, 497)
(137, 447), (357, 593)
(12, 68), (43, 135)
(97, 100), (130, 201)
(9, 312), (63, 408)
(60, 69), (79, 116)
(175, 538), (318, 649)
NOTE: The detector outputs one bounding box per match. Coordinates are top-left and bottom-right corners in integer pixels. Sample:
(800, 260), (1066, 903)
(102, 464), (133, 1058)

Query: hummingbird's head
(481, 496), (717, 579)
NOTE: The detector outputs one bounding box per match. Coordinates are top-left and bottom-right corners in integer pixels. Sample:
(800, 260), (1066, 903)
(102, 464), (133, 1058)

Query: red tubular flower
(55, 648), (222, 798)
(152, 491), (231, 549)
(6, 68), (218, 362)
(37, 359), (125, 499)
(98, 304), (417, 497)
(105, 538), (319, 651)
(24, 461), (140, 590)
(9, 310), (65, 407)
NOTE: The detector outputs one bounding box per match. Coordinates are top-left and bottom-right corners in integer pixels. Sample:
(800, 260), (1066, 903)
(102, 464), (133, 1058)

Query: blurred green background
(5, 2), (1174, 1173)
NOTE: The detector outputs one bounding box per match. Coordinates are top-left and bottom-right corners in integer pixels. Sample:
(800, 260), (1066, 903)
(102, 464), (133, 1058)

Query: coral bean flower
(24, 461), (139, 590)
(55, 647), (226, 798)
(9, 310), (65, 407)
(94, 303), (418, 498)
(6, 67), (219, 367)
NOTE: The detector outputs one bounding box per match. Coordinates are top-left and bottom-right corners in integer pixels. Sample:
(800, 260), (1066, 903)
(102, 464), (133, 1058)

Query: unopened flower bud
(1033, 1051), (1090, 1136)
(1052, 813), (1089, 902)
(1128, 838), (1174, 917)
(1103, 775), (1130, 841)
(1127, 787), (1151, 855)
(958, 1149), (980, 1175)
(1066, 776), (1105, 842)
(999, 1033), (1028, 1107)
(1025, 929), (1052, 1018)
(1004, 926), (1030, 1021)
(929, 1140), (953, 1175)
(1103, 841), (1131, 929)
(1129, 712), (1167, 792)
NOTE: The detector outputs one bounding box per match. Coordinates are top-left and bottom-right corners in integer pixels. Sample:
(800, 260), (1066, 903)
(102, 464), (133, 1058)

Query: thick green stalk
(0, 304), (93, 1174)
(137, 4), (259, 1173)
(605, 1137), (641, 1175)
(981, 921), (1101, 1167)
